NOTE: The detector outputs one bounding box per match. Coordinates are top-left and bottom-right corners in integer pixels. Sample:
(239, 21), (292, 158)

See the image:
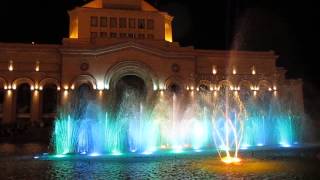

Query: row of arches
(0, 83), (58, 115)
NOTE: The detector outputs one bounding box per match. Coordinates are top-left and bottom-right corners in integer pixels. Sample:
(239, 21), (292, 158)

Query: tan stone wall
(0, 41), (304, 124)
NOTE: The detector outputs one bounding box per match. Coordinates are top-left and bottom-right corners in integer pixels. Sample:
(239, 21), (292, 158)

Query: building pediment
(60, 41), (195, 59)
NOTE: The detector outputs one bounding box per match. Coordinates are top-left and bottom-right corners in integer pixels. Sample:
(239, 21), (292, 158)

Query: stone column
(31, 90), (41, 123)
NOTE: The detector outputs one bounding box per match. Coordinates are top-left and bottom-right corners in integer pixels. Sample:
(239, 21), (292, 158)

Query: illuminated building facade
(0, 0), (303, 124)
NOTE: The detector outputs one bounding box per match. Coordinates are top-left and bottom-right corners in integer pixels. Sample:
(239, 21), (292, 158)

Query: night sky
(0, 0), (319, 120)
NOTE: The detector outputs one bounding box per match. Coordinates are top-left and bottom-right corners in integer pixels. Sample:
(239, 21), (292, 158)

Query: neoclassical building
(0, 0), (303, 124)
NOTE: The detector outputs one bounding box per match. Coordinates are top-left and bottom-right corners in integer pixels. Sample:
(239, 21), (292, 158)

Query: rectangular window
(129, 18), (136, 29)
(100, 17), (107, 27)
(100, 32), (108, 38)
(147, 34), (154, 39)
(138, 34), (145, 39)
(119, 18), (127, 28)
(90, 32), (98, 38)
(110, 17), (117, 28)
(138, 19), (145, 29)
(110, 32), (117, 38)
(128, 33), (135, 38)
(147, 19), (154, 30)
(90, 16), (98, 27)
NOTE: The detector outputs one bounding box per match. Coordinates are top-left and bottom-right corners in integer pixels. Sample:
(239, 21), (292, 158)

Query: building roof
(82, 0), (158, 11)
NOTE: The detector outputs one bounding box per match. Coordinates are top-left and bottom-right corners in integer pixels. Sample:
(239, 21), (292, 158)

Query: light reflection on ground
(194, 157), (320, 178)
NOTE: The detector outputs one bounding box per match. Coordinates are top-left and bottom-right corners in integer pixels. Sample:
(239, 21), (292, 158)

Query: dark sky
(0, 0), (319, 119)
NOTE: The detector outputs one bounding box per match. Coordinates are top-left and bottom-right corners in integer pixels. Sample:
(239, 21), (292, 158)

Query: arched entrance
(16, 83), (31, 122)
(70, 83), (95, 120)
(42, 84), (58, 123)
(112, 75), (147, 116)
(105, 61), (157, 98)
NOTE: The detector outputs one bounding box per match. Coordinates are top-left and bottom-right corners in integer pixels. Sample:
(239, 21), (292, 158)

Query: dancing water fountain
(48, 74), (302, 163)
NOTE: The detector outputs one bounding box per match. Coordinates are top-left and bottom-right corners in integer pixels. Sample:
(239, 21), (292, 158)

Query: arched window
(16, 83), (31, 114)
(42, 84), (58, 114)
(169, 83), (181, 94)
(199, 84), (210, 93)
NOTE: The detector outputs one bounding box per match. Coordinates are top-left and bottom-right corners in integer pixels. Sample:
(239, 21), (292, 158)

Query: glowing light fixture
(251, 66), (256, 75)
(221, 156), (241, 164)
(232, 67), (237, 75)
(35, 61), (40, 72)
(8, 60), (13, 71)
(212, 65), (217, 75)
(273, 86), (277, 91)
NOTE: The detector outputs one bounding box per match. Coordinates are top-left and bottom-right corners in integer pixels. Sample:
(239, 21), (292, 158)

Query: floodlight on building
(8, 60), (13, 71)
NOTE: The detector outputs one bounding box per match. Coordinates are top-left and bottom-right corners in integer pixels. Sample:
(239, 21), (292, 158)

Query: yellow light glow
(221, 156), (241, 164)
(212, 65), (217, 75)
(253, 91), (257, 96)
(34, 90), (39, 96)
(232, 67), (237, 75)
(64, 90), (68, 97)
(8, 60), (13, 71)
(7, 90), (12, 96)
(35, 61), (40, 72)
(273, 86), (277, 91)
(57, 86), (61, 91)
(274, 91), (277, 96)
(165, 23), (173, 42)
(99, 90), (103, 96)
(186, 86), (190, 91)
(64, 85), (69, 90)
(214, 91), (217, 97)
(252, 66), (256, 75)
(69, 17), (79, 39)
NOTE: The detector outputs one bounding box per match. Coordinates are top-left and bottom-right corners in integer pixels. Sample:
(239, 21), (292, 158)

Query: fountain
(50, 74), (303, 163)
